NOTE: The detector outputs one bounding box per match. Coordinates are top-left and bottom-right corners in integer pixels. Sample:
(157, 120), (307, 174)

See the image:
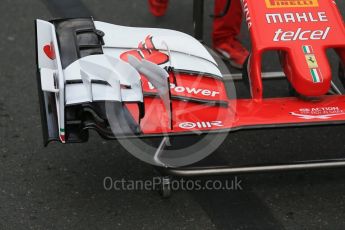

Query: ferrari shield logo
(305, 54), (318, 69)
(302, 45), (323, 83)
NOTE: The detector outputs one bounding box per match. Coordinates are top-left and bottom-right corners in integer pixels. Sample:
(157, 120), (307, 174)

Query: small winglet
(127, 55), (172, 129)
(40, 68), (59, 93)
(80, 69), (93, 102)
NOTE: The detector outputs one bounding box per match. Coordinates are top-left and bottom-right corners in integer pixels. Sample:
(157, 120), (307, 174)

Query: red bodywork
(125, 73), (345, 135)
(121, 1), (345, 136)
(243, 0), (345, 98)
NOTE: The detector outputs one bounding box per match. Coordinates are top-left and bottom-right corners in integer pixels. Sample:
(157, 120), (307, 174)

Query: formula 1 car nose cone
(242, 0), (345, 98)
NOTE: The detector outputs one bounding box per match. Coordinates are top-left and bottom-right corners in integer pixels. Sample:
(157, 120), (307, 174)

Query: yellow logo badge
(265, 0), (319, 9)
(305, 54), (319, 69)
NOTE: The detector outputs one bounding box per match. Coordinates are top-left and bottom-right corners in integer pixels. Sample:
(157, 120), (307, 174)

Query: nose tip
(285, 46), (332, 97)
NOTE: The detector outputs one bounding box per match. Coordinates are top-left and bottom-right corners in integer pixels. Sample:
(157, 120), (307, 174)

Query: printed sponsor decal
(242, 0), (252, 29)
(266, 12), (328, 24)
(302, 45), (323, 83)
(43, 42), (56, 60)
(290, 107), (345, 119)
(179, 121), (223, 130)
(266, 12), (330, 42)
(147, 82), (220, 98)
(305, 54), (318, 68)
(273, 27), (330, 42)
(265, 0), (319, 9)
(120, 35), (169, 65)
